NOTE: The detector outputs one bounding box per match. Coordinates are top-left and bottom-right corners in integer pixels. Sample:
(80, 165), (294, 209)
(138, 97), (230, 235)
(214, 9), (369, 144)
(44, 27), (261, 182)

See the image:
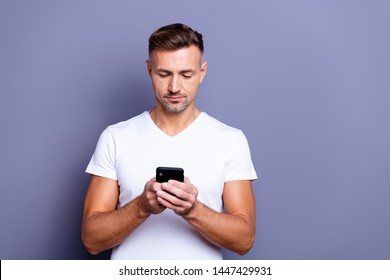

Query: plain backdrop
(1, 0), (389, 260)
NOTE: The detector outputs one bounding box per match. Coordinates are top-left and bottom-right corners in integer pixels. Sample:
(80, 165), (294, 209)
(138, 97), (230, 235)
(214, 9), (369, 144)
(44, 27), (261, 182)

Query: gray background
(1, 1), (389, 260)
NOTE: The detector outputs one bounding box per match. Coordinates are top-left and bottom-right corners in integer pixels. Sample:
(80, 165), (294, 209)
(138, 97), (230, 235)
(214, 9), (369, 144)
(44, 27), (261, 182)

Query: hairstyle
(148, 23), (204, 55)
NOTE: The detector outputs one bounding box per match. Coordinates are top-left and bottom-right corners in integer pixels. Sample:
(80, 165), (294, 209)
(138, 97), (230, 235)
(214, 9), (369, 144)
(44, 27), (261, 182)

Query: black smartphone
(156, 167), (184, 183)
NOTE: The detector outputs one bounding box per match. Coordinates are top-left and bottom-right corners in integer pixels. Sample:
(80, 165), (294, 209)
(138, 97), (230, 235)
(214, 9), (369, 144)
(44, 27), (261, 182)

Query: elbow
(232, 215), (256, 255)
(82, 231), (102, 256)
(83, 239), (100, 256)
(82, 218), (106, 255)
(236, 235), (255, 255)
(237, 245), (253, 256)
(232, 226), (255, 255)
(84, 244), (100, 256)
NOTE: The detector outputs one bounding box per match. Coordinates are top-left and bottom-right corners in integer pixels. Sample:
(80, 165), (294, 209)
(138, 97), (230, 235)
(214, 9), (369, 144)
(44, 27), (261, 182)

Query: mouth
(164, 95), (185, 102)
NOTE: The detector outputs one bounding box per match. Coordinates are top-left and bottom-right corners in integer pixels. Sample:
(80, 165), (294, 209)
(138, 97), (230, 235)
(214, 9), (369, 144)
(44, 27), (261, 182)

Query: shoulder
(105, 111), (149, 135)
(197, 113), (249, 149)
(200, 113), (244, 138)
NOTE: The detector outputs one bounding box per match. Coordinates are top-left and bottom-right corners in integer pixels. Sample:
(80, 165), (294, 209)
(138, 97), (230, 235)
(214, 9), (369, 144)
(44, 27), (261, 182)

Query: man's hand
(156, 177), (198, 216)
(137, 178), (166, 216)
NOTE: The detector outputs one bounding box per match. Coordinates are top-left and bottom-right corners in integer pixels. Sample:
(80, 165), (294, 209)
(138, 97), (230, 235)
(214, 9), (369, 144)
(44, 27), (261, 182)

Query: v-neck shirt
(86, 111), (257, 259)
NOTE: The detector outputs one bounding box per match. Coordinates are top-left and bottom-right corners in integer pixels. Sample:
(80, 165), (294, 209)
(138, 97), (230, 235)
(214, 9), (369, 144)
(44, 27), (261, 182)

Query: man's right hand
(137, 177), (166, 216)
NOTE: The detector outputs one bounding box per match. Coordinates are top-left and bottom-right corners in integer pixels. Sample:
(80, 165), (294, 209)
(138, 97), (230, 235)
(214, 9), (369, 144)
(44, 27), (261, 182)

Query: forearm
(183, 201), (255, 255)
(82, 196), (149, 255)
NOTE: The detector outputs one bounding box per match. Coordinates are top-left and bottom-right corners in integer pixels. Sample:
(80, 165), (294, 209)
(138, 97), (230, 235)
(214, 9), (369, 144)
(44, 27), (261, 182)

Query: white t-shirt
(86, 111), (257, 259)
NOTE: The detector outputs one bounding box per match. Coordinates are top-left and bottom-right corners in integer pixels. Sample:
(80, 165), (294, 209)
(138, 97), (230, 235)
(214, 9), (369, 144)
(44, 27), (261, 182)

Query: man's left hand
(156, 177), (198, 216)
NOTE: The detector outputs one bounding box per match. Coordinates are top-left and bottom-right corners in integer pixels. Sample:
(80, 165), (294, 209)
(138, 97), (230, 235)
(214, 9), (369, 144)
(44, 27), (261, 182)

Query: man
(82, 23), (257, 259)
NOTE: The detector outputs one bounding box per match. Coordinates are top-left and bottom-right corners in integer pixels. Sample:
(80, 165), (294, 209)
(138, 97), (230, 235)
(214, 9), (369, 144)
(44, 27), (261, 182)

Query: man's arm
(156, 179), (256, 255)
(81, 175), (165, 255)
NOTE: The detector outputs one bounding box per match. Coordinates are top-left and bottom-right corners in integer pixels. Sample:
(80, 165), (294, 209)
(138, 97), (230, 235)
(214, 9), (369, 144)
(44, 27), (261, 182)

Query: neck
(149, 106), (201, 136)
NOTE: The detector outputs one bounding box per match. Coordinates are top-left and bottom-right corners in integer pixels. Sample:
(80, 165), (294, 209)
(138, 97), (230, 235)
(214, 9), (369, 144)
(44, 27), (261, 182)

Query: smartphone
(156, 167), (184, 183)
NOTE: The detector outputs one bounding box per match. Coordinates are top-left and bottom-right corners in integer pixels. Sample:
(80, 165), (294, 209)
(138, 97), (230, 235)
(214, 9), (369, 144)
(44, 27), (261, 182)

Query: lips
(165, 95), (185, 102)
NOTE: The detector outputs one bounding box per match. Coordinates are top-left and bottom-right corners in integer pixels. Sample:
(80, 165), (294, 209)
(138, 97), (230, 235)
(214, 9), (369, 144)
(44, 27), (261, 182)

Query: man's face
(147, 45), (207, 114)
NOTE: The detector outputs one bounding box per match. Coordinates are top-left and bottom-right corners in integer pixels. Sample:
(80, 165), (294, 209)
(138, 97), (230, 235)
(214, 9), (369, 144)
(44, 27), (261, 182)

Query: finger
(156, 188), (193, 208)
(147, 181), (163, 193)
(161, 182), (194, 201)
(157, 194), (196, 216)
(167, 180), (198, 196)
(157, 195), (192, 213)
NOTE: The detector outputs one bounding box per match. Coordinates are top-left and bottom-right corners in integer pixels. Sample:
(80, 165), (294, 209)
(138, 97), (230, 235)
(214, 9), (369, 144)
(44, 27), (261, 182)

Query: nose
(168, 75), (180, 94)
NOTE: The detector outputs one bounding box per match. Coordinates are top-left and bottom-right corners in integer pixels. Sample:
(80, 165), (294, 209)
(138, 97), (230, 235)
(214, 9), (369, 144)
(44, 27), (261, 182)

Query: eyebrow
(156, 68), (196, 74)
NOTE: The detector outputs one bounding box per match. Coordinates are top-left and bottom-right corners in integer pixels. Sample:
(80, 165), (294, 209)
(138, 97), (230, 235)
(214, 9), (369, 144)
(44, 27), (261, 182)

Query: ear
(146, 59), (152, 77)
(200, 61), (208, 83)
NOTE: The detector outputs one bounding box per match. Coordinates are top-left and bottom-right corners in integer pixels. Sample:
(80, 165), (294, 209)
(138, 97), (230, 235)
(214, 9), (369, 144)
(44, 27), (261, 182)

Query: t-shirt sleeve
(85, 127), (117, 180)
(224, 131), (258, 182)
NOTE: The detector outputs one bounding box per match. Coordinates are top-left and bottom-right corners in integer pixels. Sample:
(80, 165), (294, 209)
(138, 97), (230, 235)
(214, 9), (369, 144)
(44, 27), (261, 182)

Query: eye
(182, 74), (193, 79)
(158, 73), (169, 78)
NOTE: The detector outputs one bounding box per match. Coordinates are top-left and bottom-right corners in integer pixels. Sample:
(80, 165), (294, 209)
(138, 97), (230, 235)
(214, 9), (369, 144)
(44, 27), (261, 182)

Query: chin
(163, 103), (189, 113)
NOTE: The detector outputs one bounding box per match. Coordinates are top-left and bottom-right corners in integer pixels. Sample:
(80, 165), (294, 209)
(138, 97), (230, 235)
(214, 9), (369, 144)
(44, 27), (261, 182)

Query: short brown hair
(148, 23), (204, 55)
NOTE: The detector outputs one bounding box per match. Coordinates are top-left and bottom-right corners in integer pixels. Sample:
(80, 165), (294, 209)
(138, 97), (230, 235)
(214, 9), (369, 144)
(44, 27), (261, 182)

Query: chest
(114, 134), (232, 211)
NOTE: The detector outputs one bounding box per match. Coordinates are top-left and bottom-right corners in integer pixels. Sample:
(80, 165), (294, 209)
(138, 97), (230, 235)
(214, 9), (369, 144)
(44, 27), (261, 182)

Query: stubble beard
(160, 94), (195, 114)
